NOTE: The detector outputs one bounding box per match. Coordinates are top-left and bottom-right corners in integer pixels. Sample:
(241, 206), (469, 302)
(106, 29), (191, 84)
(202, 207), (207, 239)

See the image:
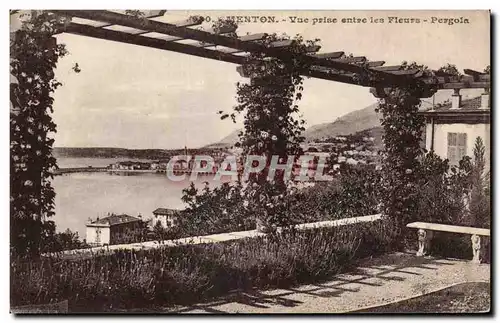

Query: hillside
(208, 103), (382, 148)
(204, 129), (241, 149)
(303, 103), (381, 141)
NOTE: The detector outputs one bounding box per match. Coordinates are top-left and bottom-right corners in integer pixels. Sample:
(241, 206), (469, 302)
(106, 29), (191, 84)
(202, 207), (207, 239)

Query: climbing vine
(10, 10), (71, 257)
(374, 62), (433, 235)
(220, 34), (320, 229)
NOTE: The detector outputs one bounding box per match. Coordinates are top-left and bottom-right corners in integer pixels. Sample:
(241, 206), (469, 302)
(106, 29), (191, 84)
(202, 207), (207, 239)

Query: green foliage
(217, 34), (321, 228)
(180, 181), (254, 236)
(11, 220), (395, 311)
(436, 63), (462, 77)
(42, 228), (90, 253)
(288, 165), (381, 223)
(10, 11), (71, 257)
(412, 147), (490, 259)
(468, 137), (490, 228)
(375, 85), (426, 235)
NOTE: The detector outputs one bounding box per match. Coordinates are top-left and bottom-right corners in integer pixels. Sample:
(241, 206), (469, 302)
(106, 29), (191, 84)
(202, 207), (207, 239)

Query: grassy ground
(355, 282), (490, 313)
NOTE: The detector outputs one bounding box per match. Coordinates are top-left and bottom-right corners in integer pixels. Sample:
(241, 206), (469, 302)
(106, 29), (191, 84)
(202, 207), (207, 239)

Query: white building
(420, 90), (490, 170)
(152, 208), (182, 228)
(86, 214), (143, 246)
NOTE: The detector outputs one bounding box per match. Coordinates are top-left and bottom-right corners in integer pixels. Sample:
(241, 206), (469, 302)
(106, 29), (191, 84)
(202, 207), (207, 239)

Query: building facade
(152, 208), (182, 228)
(86, 214), (144, 246)
(420, 91), (490, 170)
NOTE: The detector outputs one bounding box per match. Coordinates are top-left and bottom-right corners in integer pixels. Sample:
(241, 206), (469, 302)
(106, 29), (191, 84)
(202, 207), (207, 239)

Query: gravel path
(166, 252), (490, 314)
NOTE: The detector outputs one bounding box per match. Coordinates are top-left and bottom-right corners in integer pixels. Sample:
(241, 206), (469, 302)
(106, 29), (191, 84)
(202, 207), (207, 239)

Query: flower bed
(11, 219), (396, 312)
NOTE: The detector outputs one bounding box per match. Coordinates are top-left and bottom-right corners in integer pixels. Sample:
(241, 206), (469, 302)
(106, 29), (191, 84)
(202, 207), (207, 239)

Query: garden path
(165, 252), (490, 313)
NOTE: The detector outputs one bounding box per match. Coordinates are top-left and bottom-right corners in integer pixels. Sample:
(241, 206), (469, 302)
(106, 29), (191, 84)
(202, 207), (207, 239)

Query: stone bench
(406, 222), (490, 264)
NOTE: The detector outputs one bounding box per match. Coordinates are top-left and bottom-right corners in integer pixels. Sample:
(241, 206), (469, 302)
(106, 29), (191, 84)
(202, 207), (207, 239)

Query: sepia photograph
(9, 9), (491, 314)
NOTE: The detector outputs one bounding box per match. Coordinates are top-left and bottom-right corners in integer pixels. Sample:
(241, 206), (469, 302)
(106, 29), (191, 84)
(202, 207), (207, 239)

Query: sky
(51, 10), (490, 149)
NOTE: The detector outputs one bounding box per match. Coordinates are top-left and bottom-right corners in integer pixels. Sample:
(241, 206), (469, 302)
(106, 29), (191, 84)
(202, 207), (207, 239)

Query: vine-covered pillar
(10, 10), (70, 257)
(371, 80), (436, 242)
(228, 35), (317, 230)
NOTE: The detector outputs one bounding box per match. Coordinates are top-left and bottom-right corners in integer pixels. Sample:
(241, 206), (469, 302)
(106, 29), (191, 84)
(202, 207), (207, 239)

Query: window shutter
(448, 133), (457, 146)
(448, 146), (457, 165)
(447, 132), (467, 165)
(458, 133), (467, 161)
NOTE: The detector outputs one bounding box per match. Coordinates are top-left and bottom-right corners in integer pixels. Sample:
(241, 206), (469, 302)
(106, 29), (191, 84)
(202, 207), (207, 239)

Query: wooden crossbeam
(310, 65), (355, 77)
(57, 10), (412, 87)
(66, 22), (362, 86)
(59, 11), (490, 91)
(304, 69), (361, 86)
(239, 33), (268, 42)
(142, 23), (238, 43)
(464, 68), (485, 76)
(312, 52), (345, 59)
(463, 69), (490, 82)
(333, 56), (366, 64)
(440, 82), (490, 90)
(221, 39), (293, 54)
(66, 23), (245, 65)
(366, 61), (385, 67)
(371, 65), (402, 71)
(131, 16), (205, 35)
(269, 39), (294, 48)
(387, 69), (420, 76)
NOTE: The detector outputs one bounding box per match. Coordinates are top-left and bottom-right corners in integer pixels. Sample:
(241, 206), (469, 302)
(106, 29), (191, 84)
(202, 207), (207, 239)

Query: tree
(468, 137), (490, 228)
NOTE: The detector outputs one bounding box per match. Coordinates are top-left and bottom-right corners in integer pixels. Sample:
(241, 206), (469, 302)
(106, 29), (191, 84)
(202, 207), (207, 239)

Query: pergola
(53, 10), (490, 98)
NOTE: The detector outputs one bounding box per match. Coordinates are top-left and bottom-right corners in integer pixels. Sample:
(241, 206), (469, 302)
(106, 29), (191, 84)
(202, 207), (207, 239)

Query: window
(447, 132), (467, 165)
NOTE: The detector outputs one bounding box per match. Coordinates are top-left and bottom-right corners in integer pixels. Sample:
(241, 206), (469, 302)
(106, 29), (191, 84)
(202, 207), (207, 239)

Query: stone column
(416, 229), (433, 256)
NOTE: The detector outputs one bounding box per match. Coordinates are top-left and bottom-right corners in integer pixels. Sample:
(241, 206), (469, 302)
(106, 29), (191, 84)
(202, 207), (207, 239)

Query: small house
(86, 214), (144, 246)
(152, 208), (182, 228)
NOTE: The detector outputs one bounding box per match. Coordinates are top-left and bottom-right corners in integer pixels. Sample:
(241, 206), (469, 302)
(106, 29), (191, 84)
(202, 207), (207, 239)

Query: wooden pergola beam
(366, 61), (385, 67)
(57, 10), (413, 87)
(311, 52), (345, 59)
(439, 82), (490, 90)
(65, 23), (245, 64)
(371, 65), (402, 71)
(66, 23), (363, 86)
(464, 68), (486, 76)
(333, 56), (366, 64)
(463, 69), (490, 82)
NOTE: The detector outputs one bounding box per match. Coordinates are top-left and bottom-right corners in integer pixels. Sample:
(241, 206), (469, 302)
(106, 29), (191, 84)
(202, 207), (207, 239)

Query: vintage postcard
(10, 10), (490, 314)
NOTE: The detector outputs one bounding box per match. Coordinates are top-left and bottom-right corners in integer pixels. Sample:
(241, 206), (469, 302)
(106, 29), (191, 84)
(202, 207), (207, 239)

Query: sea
(53, 157), (228, 237)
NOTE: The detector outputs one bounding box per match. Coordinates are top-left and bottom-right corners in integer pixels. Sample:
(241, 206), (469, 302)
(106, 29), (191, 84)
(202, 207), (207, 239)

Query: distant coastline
(53, 147), (226, 160)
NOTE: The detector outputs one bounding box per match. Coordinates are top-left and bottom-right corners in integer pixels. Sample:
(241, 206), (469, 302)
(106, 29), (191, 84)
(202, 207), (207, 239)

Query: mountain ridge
(205, 103), (382, 148)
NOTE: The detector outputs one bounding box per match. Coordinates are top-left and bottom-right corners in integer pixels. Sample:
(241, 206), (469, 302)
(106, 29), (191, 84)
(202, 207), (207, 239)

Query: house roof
(424, 96), (483, 112)
(152, 208), (181, 215)
(419, 96), (489, 124)
(89, 214), (142, 227)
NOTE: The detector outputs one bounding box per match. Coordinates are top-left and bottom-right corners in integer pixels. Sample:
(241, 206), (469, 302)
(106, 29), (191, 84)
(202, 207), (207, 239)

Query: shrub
(11, 220), (395, 312)
(406, 140), (491, 259)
